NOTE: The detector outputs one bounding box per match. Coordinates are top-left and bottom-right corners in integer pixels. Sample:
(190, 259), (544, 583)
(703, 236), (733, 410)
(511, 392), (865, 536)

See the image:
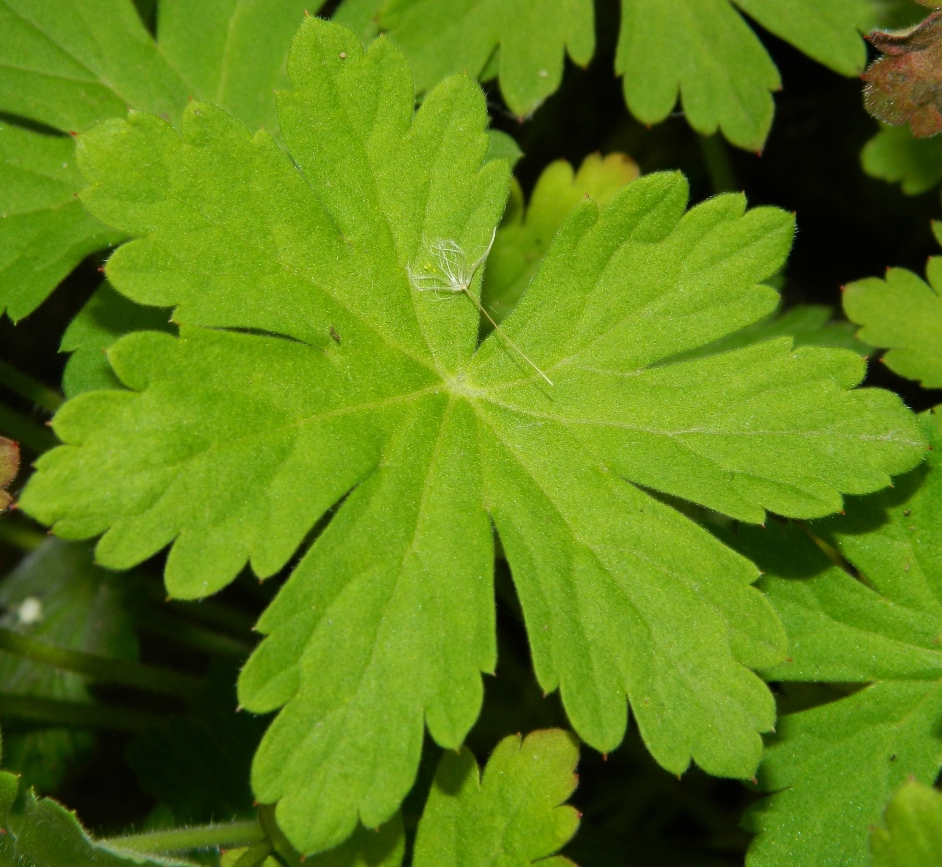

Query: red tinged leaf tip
(751, 777), (758, 786)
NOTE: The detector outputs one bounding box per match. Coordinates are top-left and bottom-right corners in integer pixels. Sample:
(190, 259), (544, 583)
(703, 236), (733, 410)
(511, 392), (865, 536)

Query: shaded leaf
(872, 779), (942, 867)
(61, 283), (174, 399)
(0, 770), (188, 866)
(617, 0), (876, 150)
(18, 17), (927, 856)
(378, 0), (595, 117)
(861, 123), (942, 194)
(0, 539), (139, 791)
(865, 10), (942, 137)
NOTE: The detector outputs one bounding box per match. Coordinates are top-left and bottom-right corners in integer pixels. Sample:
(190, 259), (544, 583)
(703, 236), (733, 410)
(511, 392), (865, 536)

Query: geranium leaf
(844, 252), (942, 388)
(617, 0), (875, 150)
(0, 435), (17, 511)
(736, 411), (942, 867)
(19, 17), (927, 856)
(872, 779), (942, 867)
(362, 0), (874, 150)
(0, 0), (320, 321)
(412, 729), (580, 867)
(377, 0), (595, 117)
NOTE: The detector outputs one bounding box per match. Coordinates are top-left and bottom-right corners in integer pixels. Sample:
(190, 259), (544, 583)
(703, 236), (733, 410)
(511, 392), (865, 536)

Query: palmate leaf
(843, 235), (942, 388)
(18, 17), (926, 855)
(734, 412), (942, 867)
(358, 0), (875, 149)
(0, 0), (318, 320)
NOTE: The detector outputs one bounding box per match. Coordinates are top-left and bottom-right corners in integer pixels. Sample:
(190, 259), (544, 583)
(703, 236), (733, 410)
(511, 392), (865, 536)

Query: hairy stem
(103, 819), (265, 853)
(0, 360), (63, 413)
(0, 627), (204, 700)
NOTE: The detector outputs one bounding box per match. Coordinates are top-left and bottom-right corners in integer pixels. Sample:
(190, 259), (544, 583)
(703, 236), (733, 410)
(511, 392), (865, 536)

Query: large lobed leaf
(19, 17), (927, 856)
(736, 411), (942, 867)
(360, 0), (875, 149)
(0, 0), (318, 320)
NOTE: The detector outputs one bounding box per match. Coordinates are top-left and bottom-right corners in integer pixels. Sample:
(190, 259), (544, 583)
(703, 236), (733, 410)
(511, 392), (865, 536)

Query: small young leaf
(738, 411), (942, 867)
(0, 770), (189, 866)
(844, 256), (942, 388)
(413, 729), (580, 867)
(864, 10), (942, 138)
(861, 124), (942, 194)
(483, 152), (639, 324)
(19, 17), (927, 855)
(377, 0), (595, 117)
(0, 435), (17, 510)
(872, 779), (942, 867)
(0, 539), (140, 791)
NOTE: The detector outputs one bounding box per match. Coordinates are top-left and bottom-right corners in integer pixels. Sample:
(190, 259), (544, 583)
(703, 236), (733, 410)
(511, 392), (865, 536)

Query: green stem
(0, 520), (46, 551)
(0, 359), (63, 413)
(698, 133), (738, 194)
(102, 819), (265, 854)
(0, 693), (169, 732)
(0, 403), (56, 454)
(0, 627), (204, 701)
(145, 581), (258, 636)
(139, 612), (254, 658)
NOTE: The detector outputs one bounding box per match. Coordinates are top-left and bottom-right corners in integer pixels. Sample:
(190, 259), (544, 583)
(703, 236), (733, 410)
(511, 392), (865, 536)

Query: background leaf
(872, 779), (942, 867)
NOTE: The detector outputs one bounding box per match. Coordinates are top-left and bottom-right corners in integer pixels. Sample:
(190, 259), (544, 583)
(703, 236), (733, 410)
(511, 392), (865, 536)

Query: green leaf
(61, 283), (174, 399)
(736, 411), (942, 867)
(19, 17), (926, 855)
(413, 729), (579, 867)
(0, 436), (17, 511)
(0, 770), (189, 866)
(377, 0), (595, 117)
(616, 0), (876, 150)
(872, 779), (942, 867)
(672, 304), (873, 364)
(861, 124), (942, 195)
(0, 0), (320, 321)
(0, 538), (139, 791)
(844, 257), (942, 388)
(483, 152), (639, 325)
(0, 122), (123, 322)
